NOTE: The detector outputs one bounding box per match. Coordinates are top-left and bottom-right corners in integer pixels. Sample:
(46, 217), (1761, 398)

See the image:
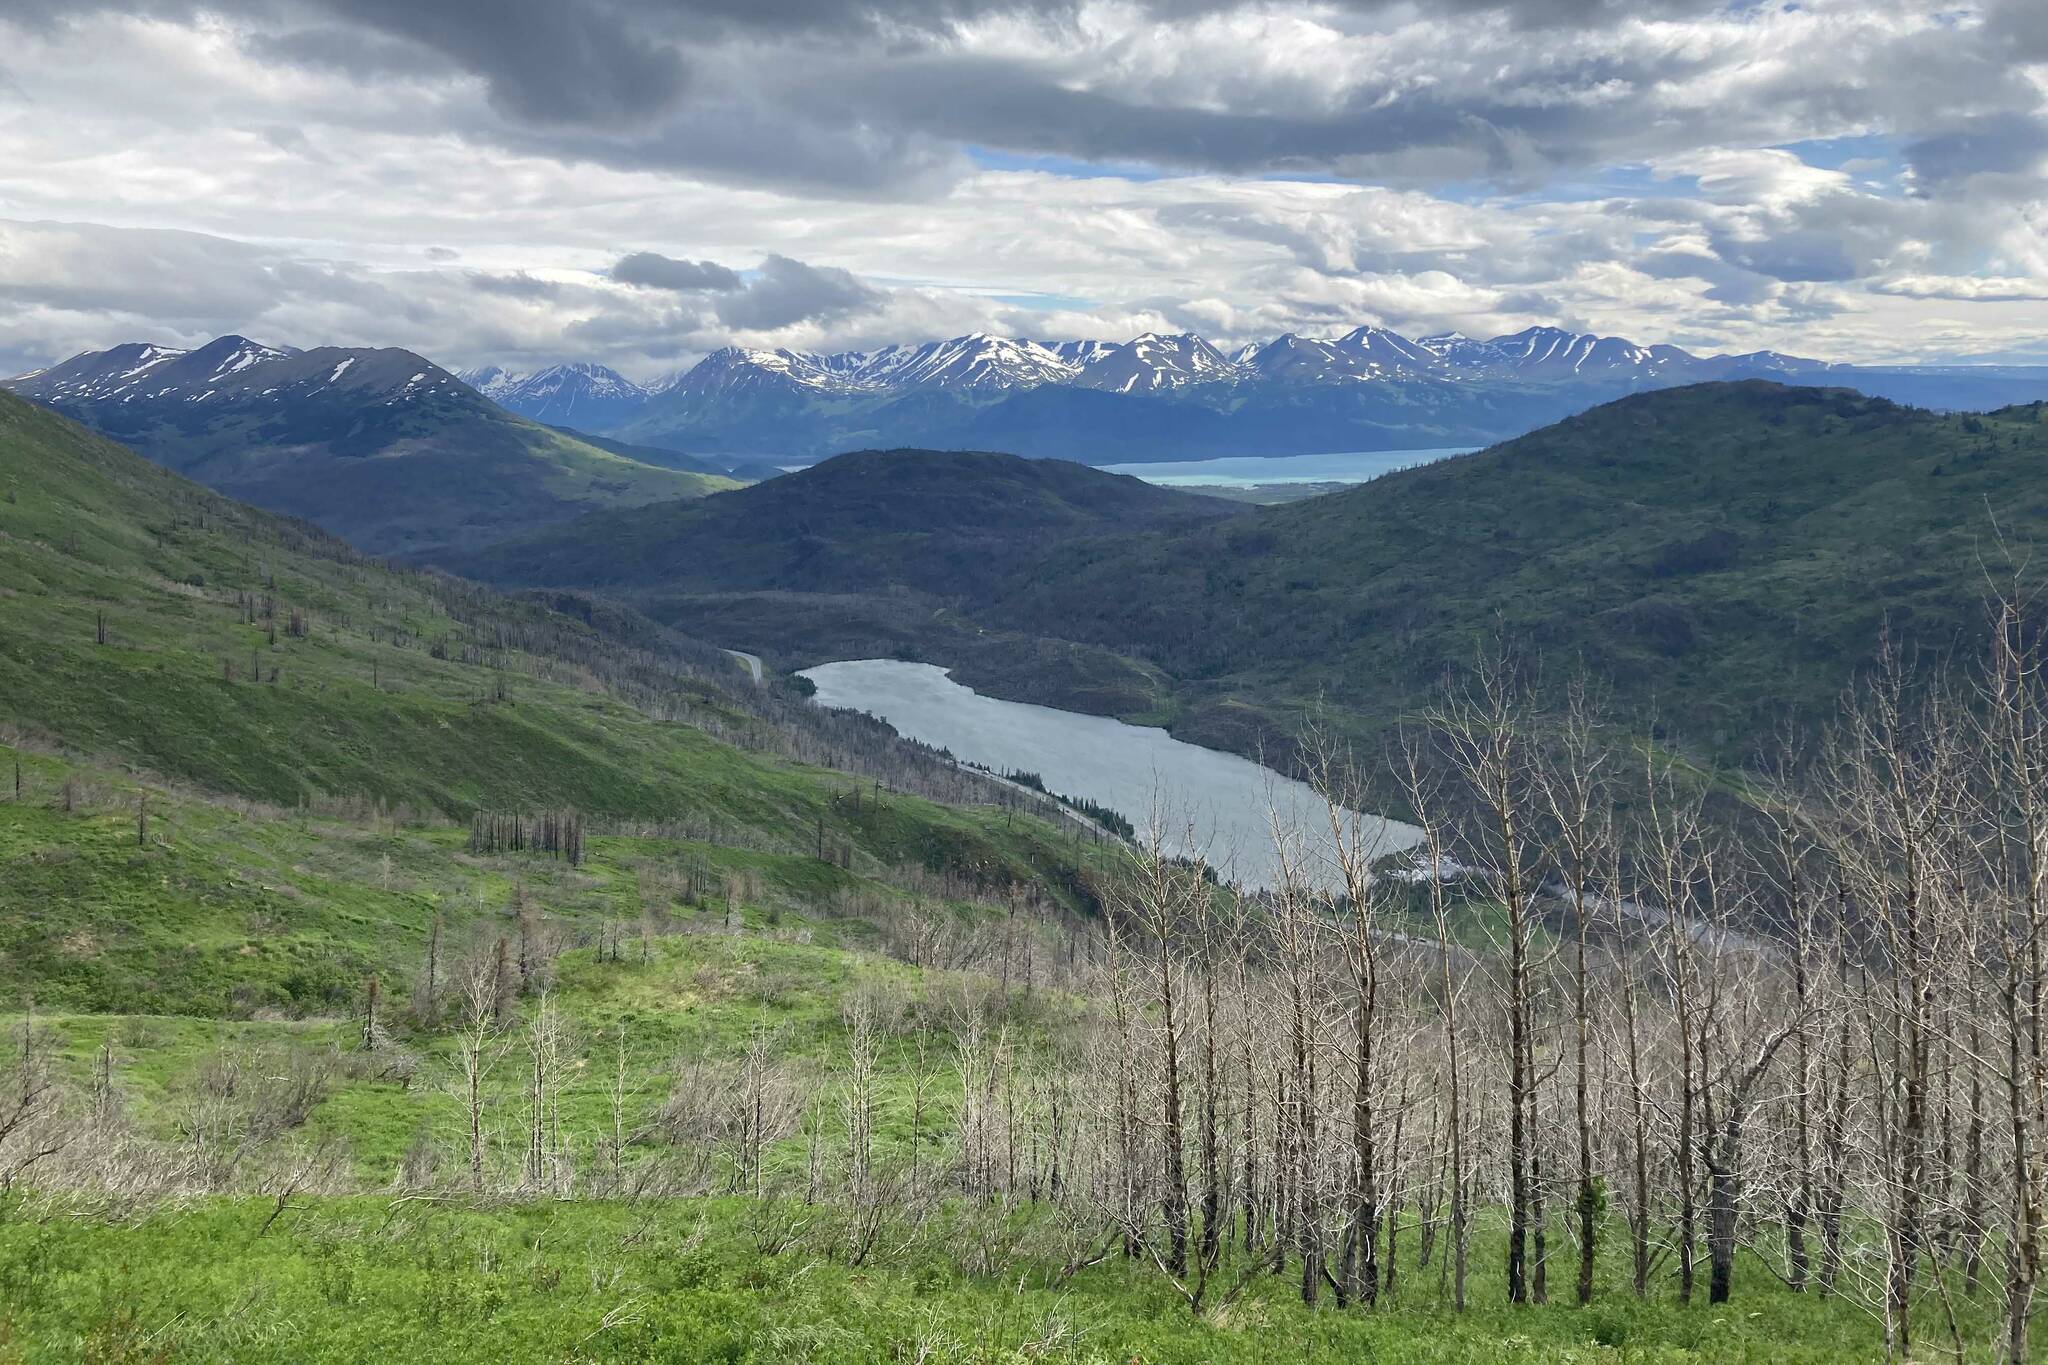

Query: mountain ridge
(507, 323), (2048, 461)
(458, 361), (652, 430)
(4, 337), (735, 556)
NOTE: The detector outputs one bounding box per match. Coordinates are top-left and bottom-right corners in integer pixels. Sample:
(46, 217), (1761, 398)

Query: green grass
(4, 376), (2017, 1363)
(0, 392), (1109, 925)
(0, 888), (1999, 1364)
(0, 775), (2015, 1362)
(0, 1194), (1980, 1363)
(0, 738), (1099, 1019)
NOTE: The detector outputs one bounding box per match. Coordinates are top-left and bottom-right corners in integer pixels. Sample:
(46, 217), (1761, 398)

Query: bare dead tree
(1309, 727), (1398, 1310)
(1432, 645), (1542, 1305)
(1537, 677), (1610, 1307)
(1980, 585), (2048, 1363)
(1401, 734), (1470, 1311)
(451, 950), (508, 1193)
(1267, 793), (1329, 1307)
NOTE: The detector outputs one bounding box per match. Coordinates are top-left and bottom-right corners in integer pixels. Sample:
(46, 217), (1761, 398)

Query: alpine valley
(19, 3), (2048, 1359)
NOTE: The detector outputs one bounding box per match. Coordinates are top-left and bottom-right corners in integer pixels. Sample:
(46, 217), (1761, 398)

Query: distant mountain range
(461, 361), (656, 431)
(459, 326), (2048, 462)
(17, 327), (2048, 517)
(4, 337), (733, 556)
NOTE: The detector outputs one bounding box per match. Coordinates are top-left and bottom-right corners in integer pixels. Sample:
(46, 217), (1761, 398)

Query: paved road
(724, 649), (764, 686)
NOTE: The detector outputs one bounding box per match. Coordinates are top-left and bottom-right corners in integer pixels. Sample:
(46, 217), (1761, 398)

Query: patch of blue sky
(968, 148), (1379, 191)
(967, 146), (1173, 181)
(1774, 132), (1909, 197)
(1775, 131), (1905, 172)
(1436, 163), (1704, 207)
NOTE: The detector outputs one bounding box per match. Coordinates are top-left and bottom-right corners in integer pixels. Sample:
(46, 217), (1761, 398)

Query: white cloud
(0, 0), (2040, 370)
(1872, 273), (2048, 302)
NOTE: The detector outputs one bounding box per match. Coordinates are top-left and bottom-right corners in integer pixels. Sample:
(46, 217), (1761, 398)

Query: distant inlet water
(800, 659), (1421, 891)
(1100, 446), (1476, 488)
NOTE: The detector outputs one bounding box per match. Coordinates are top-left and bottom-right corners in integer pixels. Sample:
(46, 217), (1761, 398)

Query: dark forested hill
(446, 382), (2048, 763)
(980, 381), (2048, 754)
(441, 448), (1244, 679)
(450, 447), (1243, 592)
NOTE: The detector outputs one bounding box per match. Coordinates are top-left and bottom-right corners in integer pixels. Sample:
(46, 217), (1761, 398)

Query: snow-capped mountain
(14, 334), (471, 411)
(1237, 333), (1369, 384)
(575, 322), (1906, 457)
(468, 323), (1823, 429)
(2, 334), (719, 557)
(651, 335), (1093, 407)
(1419, 326), (1665, 380)
(843, 334), (1073, 392)
(1048, 339), (1122, 369)
(1331, 325), (1440, 371)
(664, 346), (860, 399)
(457, 364), (520, 400)
(456, 362), (648, 428)
(1072, 333), (1232, 392)
(73, 321), (2031, 469)
(10, 338), (290, 404)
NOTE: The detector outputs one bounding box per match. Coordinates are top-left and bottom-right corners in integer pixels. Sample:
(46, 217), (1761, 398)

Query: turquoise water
(1100, 446), (1475, 487)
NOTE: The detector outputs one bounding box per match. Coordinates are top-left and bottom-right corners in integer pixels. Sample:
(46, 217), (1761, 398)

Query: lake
(1099, 446), (1476, 488)
(799, 659), (1421, 890)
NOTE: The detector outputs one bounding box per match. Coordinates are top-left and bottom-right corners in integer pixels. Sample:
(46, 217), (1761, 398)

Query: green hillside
(0, 390), (1107, 959)
(983, 382), (2048, 756)
(448, 445), (1241, 593)
(442, 446), (1245, 701)
(455, 383), (2048, 763)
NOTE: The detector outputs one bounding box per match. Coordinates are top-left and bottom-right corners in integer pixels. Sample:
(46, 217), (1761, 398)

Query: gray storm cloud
(713, 256), (885, 331)
(611, 252), (745, 292)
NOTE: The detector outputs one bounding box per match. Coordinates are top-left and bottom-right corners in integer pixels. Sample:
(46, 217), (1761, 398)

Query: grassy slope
(0, 742), (911, 1018)
(0, 389), (733, 812)
(0, 757), (1969, 1360)
(0, 390), (1105, 924)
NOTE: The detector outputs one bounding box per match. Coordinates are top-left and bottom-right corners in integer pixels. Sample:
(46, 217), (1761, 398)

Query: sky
(0, 0), (2044, 381)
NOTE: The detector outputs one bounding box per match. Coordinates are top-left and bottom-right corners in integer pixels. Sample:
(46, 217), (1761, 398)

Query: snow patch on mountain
(4, 336), (469, 412)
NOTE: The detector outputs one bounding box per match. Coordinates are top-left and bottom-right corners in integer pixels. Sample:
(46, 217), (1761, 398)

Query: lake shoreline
(800, 658), (1420, 890)
(1100, 445), (1477, 488)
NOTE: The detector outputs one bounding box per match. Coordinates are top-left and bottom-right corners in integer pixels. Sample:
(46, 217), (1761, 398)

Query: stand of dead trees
(10, 607), (2048, 1363)
(1004, 614), (2046, 1361)
(468, 809), (586, 865)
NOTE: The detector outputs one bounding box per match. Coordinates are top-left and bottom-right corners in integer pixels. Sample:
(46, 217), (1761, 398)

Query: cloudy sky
(0, 0), (2044, 379)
